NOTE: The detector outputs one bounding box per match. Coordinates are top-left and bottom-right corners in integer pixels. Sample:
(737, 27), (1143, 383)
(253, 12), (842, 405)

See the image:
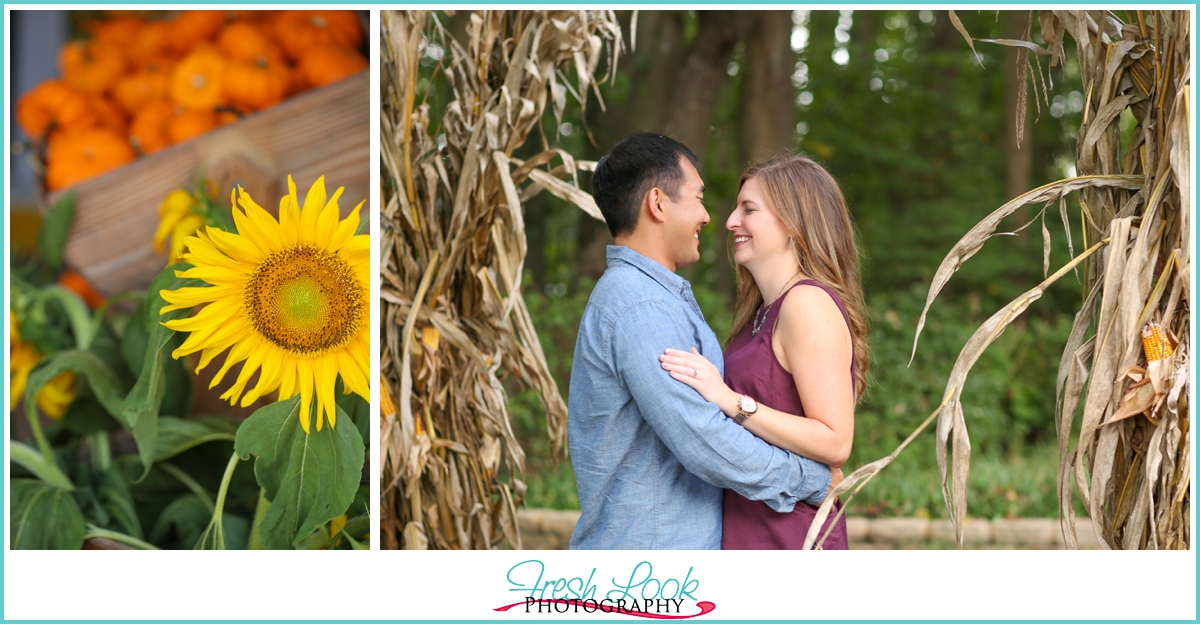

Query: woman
(659, 155), (868, 549)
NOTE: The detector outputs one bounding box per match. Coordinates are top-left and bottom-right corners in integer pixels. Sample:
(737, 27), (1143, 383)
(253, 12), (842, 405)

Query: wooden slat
(52, 71), (370, 294)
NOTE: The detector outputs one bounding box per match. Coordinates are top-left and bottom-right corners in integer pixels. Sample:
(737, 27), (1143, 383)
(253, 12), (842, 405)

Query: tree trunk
(661, 11), (748, 163)
(738, 11), (798, 165)
(727, 10), (797, 299)
(1003, 10), (1033, 200)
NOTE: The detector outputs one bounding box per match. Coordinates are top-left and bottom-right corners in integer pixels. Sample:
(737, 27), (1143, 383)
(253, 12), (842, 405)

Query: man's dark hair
(590, 132), (698, 237)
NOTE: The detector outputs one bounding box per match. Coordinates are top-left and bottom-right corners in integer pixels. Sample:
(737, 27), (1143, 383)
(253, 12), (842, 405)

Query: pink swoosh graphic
(494, 599), (716, 619)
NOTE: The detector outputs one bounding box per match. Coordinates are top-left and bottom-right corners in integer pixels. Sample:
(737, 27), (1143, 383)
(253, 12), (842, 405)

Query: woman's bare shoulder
(778, 283), (845, 329)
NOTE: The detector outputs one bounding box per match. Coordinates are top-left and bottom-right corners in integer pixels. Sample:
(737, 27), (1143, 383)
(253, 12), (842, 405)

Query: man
(568, 132), (835, 549)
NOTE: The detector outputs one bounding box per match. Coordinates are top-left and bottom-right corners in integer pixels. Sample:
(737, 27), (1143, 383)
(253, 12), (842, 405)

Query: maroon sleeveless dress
(721, 280), (852, 550)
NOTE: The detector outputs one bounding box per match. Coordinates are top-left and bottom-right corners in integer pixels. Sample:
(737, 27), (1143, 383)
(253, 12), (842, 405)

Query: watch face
(740, 396), (757, 413)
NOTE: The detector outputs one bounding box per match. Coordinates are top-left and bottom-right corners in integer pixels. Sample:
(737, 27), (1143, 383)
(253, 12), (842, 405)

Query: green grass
(516, 437), (1084, 519)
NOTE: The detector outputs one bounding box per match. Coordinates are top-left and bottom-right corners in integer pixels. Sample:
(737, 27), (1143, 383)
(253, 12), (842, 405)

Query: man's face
(662, 157), (709, 269)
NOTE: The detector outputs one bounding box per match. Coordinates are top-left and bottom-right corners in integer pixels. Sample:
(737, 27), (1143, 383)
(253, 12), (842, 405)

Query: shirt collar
(606, 245), (689, 299)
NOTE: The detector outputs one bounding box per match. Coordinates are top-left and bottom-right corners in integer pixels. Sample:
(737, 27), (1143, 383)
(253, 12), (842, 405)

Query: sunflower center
(244, 245), (362, 355)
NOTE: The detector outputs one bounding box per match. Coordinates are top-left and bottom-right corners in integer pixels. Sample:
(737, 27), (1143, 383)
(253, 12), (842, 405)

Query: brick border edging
(517, 509), (1103, 550)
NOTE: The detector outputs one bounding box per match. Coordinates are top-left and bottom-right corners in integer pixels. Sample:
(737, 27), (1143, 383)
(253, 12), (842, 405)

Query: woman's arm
(659, 286), (855, 467)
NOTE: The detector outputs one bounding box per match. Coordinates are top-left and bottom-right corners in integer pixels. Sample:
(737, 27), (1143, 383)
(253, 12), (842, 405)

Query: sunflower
(160, 176), (369, 433)
(9, 312), (76, 420)
(153, 189), (206, 266)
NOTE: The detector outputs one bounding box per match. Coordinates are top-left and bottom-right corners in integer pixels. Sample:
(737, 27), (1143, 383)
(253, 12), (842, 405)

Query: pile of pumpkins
(16, 10), (368, 191)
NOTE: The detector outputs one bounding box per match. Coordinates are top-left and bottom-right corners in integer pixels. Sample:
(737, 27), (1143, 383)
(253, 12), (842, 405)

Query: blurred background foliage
(415, 10), (1101, 518)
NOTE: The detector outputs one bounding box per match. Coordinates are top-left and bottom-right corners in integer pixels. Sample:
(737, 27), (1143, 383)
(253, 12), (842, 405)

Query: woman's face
(727, 177), (792, 269)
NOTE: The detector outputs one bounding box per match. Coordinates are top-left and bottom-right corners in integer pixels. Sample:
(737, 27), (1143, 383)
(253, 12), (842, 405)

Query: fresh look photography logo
(495, 560), (716, 618)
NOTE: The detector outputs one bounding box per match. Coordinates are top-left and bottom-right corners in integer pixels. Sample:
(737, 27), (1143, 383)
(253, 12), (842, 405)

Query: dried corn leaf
(382, 10), (622, 549)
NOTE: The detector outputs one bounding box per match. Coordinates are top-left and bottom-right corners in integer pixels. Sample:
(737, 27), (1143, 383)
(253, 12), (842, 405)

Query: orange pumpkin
(168, 10), (227, 55)
(297, 45), (368, 89)
(224, 10), (270, 24)
(91, 15), (144, 46)
(57, 269), (106, 309)
(113, 59), (173, 114)
(16, 80), (97, 139)
(217, 22), (284, 64)
(45, 128), (135, 190)
(128, 21), (174, 59)
(170, 48), (226, 109)
(273, 10), (363, 61)
(85, 94), (129, 136)
(128, 100), (174, 154)
(167, 107), (218, 143)
(59, 40), (126, 94)
(216, 109), (242, 126)
(224, 56), (291, 111)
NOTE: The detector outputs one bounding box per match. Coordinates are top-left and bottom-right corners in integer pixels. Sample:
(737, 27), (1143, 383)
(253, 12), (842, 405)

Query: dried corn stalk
(807, 10), (1190, 550)
(381, 10), (620, 549)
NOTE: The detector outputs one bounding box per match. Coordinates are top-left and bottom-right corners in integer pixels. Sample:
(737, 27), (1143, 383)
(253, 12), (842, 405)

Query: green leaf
(159, 335), (193, 418)
(10, 479), (87, 549)
(248, 488), (270, 550)
(37, 191), (75, 272)
(155, 417), (238, 462)
(121, 298), (149, 377)
(26, 350), (124, 420)
(61, 396), (121, 435)
(97, 467), (144, 539)
(9, 441), (74, 490)
(193, 513), (249, 550)
(336, 386), (370, 451)
(342, 531), (368, 550)
(221, 513), (250, 550)
(122, 263), (199, 479)
(36, 286), (96, 349)
(234, 396), (365, 550)
(150, 493), (210, 547)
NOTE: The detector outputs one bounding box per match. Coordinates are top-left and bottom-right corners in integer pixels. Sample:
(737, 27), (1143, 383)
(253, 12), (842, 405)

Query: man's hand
(827, 466), (844, 501)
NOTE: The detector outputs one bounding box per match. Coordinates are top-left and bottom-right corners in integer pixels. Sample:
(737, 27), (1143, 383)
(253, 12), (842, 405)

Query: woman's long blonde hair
(727, 155), (869, 402)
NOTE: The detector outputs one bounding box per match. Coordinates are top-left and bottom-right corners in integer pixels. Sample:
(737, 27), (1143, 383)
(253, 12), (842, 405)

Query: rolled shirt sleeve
(611, 300), (831, 509)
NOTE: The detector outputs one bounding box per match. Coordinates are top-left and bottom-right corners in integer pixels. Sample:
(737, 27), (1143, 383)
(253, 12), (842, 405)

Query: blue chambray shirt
(568, 245), (832, 549)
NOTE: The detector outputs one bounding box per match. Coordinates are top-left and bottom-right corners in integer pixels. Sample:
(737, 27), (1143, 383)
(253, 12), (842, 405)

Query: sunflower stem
(248, 488), (270, 550)
(25, 402), (55, 463)
(159, 462), (215, 514)
(196, 452), (241, 549)
(84, 524), (160, 550)
(212, 451), (240, 521)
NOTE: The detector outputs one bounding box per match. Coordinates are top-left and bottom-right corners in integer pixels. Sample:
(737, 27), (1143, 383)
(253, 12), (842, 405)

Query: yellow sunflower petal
(336, 349), (369, 401)
(297, 359), (314, 433)
(178, 233), (248, 272)
(314, 355), (338, 430)
(192, 324), (252, 372)
(209, 335), (257, 390)
(234, 186), (286, 251)
(242, 347), (283, 405)
(160, 175), (367, 436)
(205, 227), (266, 265)
(299, 176), (326, 245)
(278, 175), (301, 246)
(278, 357), (298, 401)
(160, 284), (239, 313)
(328, 200), (364, 252)
(223, 338), (268, 405)
(313, 187), (344, 249)
(174, 265), (247, 288)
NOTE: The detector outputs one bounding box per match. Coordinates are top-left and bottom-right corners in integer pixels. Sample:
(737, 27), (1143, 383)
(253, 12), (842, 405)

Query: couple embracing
(568, 132), (868, 550)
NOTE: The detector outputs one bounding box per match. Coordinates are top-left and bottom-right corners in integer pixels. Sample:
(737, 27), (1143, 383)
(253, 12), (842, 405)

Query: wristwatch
(733, 395), (758, 425)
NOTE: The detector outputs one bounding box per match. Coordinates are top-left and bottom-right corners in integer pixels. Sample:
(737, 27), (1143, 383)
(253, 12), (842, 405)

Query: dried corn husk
(807, 10), (1190, 550)
(381, 10), (620, 549)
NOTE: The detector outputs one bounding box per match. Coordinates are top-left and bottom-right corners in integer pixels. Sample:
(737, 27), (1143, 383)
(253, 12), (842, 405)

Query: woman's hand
(659, 348), (739, 416)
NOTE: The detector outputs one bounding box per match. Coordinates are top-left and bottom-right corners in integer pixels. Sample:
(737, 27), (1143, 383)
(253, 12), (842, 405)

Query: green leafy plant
(10, 187), (371, 550)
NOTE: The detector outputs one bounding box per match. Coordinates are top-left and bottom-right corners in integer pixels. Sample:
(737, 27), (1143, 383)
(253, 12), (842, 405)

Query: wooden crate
(49, 70), (370, 295)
